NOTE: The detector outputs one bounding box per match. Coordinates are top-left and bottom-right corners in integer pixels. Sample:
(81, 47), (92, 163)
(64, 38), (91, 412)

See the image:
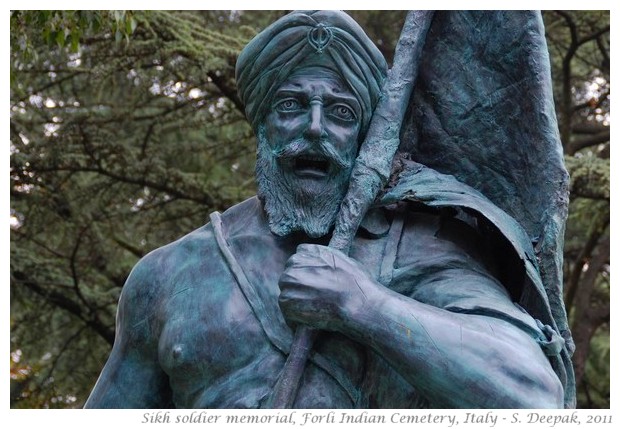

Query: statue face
(263, 66), (362, 176)
(256, 66), (363, 238)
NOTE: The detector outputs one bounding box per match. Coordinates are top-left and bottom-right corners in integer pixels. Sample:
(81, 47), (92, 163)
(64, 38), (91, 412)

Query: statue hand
(278, 243), (381, 332)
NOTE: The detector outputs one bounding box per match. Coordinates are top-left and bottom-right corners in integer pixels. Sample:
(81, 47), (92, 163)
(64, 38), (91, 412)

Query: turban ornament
(235, 10), (388, 137)
(307, 24), (333, 53)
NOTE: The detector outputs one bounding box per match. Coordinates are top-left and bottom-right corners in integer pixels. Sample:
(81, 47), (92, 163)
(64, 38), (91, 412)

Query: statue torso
(152, 197), (420, 408)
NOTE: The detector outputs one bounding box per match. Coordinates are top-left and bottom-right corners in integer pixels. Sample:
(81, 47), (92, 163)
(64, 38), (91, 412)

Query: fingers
(295, 243), (347, 260)
(283, 247), (332, 275)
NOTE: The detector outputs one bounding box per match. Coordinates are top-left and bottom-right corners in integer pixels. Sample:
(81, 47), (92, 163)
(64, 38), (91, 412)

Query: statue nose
(305, 101), (327, 140)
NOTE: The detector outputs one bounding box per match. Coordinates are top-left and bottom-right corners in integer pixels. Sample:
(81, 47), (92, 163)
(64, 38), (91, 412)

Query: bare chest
(154, 220), (399, 408)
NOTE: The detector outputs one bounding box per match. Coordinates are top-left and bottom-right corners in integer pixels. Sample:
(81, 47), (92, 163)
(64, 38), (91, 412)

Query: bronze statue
(85, 10), (575, 409)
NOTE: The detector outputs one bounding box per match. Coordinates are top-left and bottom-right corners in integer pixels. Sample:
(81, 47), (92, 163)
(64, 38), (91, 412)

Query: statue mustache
(272, 138), (351, 170)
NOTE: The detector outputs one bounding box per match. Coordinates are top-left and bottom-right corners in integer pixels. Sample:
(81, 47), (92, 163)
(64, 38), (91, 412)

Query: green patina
(85, 10), (574, 409)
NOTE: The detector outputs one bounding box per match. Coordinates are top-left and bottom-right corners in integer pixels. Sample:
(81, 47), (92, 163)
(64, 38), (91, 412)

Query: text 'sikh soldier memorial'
(85, 10), (576, 409)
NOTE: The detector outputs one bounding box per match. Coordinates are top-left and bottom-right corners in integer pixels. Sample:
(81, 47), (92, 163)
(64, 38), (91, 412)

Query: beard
(255, 125), (355, 238)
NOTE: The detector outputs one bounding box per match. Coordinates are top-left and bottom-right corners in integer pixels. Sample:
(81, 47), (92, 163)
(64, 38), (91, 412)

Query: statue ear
(398, 11), (573, 406)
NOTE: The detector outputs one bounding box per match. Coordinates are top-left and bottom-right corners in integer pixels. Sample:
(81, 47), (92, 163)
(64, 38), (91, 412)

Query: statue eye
(276, 99), (301, 112)
(331, 105), (356, 121)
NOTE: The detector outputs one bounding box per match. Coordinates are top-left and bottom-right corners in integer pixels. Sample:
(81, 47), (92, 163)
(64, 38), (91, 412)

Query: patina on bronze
(85, 10), (575, 409)
(269, 10), (434, 409)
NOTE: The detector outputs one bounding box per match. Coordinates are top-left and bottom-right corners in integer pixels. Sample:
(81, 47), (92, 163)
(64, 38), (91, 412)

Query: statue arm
(84, 257), (172, 408)
(335, 280), (562, 408)
(278, 214), (564, 408)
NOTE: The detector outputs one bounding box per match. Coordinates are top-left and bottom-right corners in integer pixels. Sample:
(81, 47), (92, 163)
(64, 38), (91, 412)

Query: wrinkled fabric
(399, 11), (572, 363)
(380, 160), (576, 408)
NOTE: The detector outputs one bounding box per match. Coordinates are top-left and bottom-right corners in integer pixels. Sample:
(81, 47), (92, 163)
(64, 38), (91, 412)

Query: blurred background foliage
(9, 10), (609, 408)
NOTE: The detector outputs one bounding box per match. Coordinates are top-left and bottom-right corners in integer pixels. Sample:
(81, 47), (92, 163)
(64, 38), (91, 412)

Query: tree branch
(207, 71), (245, 115)
(69, 225), (94, 311)
(552, 11), (610, 148)
(596, 35), (610, 73)
(112, 236), (146, 259)
(568, 130), (610, 155)
(40, 325), (89, 389)
(572, 89), (610, 113)
(34, 164), (217, 206)
(565, 221), (608, 314)
(12, 229), (68, 259)
(569, 235), (610, 385)
(11, 270), (115, 345)
(577, 25), (610, 47)
(555, 11), (578, 146)
(572, 122), (610, 134)
(14, 71), (89, 105)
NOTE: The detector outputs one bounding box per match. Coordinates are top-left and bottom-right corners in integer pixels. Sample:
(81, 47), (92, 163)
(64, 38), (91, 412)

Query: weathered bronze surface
(85, 10), (574, 409)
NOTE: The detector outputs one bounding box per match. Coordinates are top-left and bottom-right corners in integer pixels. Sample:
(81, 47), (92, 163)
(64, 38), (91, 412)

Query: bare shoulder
(123, 223), (217, 296)
(118, 198), (264, 335)
(118, 221), (241, 339)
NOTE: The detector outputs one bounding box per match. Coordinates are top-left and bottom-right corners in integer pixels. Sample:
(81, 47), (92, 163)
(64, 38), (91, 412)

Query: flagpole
(269, 10), (435, 409)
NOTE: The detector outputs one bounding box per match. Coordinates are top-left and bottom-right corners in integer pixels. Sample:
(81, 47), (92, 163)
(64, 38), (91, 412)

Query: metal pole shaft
(269, 10), (435, 409)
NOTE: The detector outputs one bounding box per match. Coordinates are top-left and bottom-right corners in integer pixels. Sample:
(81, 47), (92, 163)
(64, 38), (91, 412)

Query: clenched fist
(278, 243), (384, 332)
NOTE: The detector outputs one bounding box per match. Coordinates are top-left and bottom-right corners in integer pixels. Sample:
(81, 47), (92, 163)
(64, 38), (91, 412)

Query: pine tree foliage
(543, 10), (610, 409)
(10, 10), (269, 407)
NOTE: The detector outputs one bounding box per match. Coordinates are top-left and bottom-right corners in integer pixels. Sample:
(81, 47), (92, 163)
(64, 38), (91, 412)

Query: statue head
(236, 10), (388, 237)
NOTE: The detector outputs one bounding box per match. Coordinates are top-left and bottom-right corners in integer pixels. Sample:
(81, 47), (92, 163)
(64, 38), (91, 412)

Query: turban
(235, 10), (388, 136)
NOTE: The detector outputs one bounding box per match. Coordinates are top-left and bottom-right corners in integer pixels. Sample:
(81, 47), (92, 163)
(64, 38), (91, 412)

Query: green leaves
(565, 154), (610, 201)
(10, 10), (256, 408)
(11, 11), (140, 57)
